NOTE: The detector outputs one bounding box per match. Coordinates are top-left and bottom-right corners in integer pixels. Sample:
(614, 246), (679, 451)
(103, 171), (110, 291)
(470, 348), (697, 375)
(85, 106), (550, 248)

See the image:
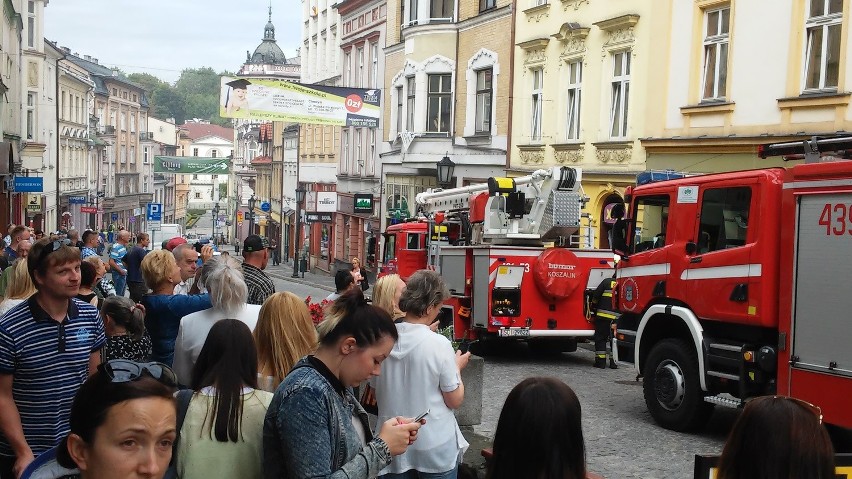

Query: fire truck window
(698, 187), (751, 252)
(383, 235), (396, 263)
(631, 195), (670, 253)
(407, 233), (422, 250)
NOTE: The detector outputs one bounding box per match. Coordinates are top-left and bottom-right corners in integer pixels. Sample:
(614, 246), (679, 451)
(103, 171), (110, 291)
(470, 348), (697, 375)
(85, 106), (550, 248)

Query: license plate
(498, 327), (530, 337)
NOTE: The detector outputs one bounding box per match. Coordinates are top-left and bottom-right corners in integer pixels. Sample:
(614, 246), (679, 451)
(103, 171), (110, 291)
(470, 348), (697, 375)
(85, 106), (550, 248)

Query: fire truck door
(683, 185), (757, 324)
(789, 193), (852, 381)
(618, 194), (672, 314)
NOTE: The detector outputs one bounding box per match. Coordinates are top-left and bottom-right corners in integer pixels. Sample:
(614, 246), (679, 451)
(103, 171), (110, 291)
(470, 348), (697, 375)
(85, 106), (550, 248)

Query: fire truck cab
(614, 136), (852, 432)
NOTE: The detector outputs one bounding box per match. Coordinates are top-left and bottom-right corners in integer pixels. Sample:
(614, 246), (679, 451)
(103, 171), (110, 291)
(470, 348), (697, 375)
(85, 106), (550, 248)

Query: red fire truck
(380, 167), (614, 351)
(613, 136), (852, 432)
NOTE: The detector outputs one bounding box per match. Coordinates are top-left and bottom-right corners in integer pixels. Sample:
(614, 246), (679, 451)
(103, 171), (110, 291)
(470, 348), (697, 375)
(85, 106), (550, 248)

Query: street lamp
(247, 194), (256, 235)
(437, 155), (455, 188)
(212, 203), (220, 246)
(292, 186), (306, 278)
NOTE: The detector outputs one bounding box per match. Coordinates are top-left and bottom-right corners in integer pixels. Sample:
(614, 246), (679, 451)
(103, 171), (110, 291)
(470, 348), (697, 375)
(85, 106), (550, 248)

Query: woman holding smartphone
(370, 270), (471, 479)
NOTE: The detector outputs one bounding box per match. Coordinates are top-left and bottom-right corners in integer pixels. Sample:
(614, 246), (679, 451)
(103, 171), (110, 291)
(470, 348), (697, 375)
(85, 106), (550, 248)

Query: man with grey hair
(108, 230), (131, 296)
(172, 255), (260, 384)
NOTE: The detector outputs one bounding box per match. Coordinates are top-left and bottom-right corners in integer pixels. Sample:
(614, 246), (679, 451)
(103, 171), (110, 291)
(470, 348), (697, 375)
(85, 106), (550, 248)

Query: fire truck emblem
(621, 277), (638, 312)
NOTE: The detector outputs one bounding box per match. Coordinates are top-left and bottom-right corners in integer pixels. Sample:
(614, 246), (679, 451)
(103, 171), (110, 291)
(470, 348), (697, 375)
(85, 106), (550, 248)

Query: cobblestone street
(472, 343), (739, 479)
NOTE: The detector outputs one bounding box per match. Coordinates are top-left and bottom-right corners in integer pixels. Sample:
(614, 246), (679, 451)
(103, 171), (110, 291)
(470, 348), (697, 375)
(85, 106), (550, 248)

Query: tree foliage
(129, 68), (234, 126)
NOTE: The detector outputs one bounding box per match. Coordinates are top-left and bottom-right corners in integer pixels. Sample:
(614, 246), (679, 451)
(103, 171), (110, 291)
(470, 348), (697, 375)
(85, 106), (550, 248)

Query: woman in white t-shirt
(370, 270), (471, 479)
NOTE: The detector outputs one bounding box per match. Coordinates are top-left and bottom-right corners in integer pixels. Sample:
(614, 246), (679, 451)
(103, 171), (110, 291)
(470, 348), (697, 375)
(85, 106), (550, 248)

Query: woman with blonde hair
(350, 257), (369, 291)
(372, 274), (405, 321)
(0, 259), (36, 315)
(254, 291), (318, 392)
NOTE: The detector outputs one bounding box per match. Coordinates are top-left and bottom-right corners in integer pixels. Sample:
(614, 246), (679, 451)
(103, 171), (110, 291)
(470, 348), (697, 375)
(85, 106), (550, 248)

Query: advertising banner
(305, 212), (334, 223)
(154, 156), (230, 175)
(13, 177), (43, 192)
(354, 194), (374, 214)
(317, 192), (338, 213)
(219, 76), (381, 128)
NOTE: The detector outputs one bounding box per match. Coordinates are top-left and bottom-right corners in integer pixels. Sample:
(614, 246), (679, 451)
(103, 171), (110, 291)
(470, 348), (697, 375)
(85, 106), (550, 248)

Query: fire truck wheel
(643, 339), (714, 432)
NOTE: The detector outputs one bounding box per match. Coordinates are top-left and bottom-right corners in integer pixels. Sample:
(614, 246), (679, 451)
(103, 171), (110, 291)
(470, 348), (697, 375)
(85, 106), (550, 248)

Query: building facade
(302, 0), (342, 272)
(230, 7), (301, 250)
(381, 0), (512, 234)
(148, 117), (178, 223)
(0, 1), (23, 230)
(336, 0), (386, 273)
(56, 43), (95, 231)
(510, 0), (670, 248)
(644, 0), (851, 172)
(19, 0), (56, 232)
(64, 53), (153, 234)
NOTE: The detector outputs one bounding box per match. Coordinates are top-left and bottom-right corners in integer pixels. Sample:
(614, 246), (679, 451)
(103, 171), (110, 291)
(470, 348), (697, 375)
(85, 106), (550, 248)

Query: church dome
(248, 8), (288, 65)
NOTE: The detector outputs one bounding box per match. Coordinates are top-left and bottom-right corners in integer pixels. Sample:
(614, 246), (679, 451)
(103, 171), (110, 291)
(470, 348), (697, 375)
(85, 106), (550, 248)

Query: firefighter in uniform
(590, 273), (619, 369)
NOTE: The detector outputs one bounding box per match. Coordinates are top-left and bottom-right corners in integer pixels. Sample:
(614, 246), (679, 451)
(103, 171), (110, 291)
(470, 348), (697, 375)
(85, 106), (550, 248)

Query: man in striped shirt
(0, 238), (105, 478)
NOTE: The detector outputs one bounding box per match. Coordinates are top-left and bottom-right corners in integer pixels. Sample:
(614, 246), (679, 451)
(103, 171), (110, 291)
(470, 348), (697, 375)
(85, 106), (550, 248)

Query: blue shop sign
(261, 202), (271, 212)
(14, 177), (43, 192)
(69, 196), (87, 204)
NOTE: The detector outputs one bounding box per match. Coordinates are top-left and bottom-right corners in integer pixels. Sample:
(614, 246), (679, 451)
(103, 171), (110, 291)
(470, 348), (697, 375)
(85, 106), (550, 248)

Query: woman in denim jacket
(263, 290), (423, 479)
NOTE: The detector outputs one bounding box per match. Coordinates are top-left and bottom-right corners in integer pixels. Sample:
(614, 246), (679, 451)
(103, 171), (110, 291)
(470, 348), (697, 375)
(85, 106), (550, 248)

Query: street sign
(96, 192), (105, 198)
(69, 196), (87, 204)
(261, 202), (271, 212)
(129, 217), (136, 223)
(81, 206), (98, 214)
(111, 212), (119, 221)
(146, 203), (162, 231)
(237, 211), (244, 222)
(14, 177), (43, 193)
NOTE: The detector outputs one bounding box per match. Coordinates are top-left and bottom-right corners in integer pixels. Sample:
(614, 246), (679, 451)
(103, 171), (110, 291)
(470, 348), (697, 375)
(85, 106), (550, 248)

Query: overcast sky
(45, 0), (301, 84)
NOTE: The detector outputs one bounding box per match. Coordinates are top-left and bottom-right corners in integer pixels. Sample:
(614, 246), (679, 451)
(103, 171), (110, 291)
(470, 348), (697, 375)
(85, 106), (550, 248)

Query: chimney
(83, 55), (91, 61)
(92, 58), (98, 64)
(60, 46), (70, 53)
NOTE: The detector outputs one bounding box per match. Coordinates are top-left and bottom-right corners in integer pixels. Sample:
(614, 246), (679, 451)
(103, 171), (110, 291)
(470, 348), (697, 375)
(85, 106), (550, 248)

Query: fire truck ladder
(758, 135), (852, 163)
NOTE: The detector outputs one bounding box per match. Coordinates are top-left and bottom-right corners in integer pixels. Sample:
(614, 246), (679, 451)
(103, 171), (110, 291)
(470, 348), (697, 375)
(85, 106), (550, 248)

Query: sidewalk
(219, 244), (337, 293)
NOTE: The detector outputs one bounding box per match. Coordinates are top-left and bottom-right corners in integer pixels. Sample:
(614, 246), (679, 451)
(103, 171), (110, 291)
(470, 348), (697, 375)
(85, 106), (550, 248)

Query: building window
(396, 86), (404, 133)
(431, 0), (453, 20)
(701, 7), (730, 101)
(27, 1), (34, 48)
(406, 77), (416, 130)
(427, 74), (452, 133)
(408, 0), (419, 25)
(344, 51), (351, 84)
(480, 0), (496, 11)
(354, 129), (362, 172)
(120, 112), (127, 131)
(133, 94), (137, 102)
(609, 51), (631, 139)
(26, 93), (34, 139)
(211, 150), (218, 158)
(369, 129), (376, 173)
(130, 114), (136, 133)
(475, 68), (492, 134)
(531, 69), (543, 142)
(371, 43), (379, 86)
(804, 0), (843, 91)
(566, 60), (582, 140)
(143, 176), (149, 193)
(112, 88), (117, 96)
(193, 148), (199, 156)
(357, 47), (365, 87)
(195, 192), (202, 199)
(341, 130), (350, 174)
(534, 0), (548, 6)
(193, 174), (198, 180)
(143, 147), (149, 164)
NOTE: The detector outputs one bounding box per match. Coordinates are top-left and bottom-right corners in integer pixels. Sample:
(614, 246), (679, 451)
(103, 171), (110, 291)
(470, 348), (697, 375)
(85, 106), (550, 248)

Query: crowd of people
(0, 223), (840, 479)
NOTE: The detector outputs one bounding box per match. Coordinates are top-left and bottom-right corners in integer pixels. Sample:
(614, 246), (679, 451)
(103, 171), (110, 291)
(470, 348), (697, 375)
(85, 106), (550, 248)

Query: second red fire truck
(380, 166), (614, 351)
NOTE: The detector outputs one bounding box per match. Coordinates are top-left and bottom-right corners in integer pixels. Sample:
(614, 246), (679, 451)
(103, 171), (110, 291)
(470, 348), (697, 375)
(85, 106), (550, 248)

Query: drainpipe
(506, 0), (517, 171)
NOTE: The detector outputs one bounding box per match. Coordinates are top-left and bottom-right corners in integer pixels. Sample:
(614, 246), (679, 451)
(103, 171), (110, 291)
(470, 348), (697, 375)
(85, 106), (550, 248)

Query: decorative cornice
(593, 14), (640, 32)
(523, 3), (550, 23)
(518, 38), (550, 66)
(517, 37), (551, 50)
(552, 24), (590, 42)
(560, 0), (589, 10)
(552, 143), (584, 164)
(593, 142), (632, 164)
(517, 145), (546, 165)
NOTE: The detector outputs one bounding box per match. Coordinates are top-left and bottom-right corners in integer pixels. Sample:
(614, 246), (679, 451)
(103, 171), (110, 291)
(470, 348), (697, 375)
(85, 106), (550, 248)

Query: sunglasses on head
(771, 395), (823, 424)
(35, 238), (72, 265)
(98, 360), (178, 388)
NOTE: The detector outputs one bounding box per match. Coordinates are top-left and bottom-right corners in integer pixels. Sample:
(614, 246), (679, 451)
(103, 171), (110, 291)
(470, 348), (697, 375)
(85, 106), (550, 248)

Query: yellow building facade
(510, 0), (673, 248)
(643, 0), (852, 172)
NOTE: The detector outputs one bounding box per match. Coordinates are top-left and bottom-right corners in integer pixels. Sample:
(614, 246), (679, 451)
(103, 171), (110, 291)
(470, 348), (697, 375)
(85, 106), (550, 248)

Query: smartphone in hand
(413, 410), (430, 422)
